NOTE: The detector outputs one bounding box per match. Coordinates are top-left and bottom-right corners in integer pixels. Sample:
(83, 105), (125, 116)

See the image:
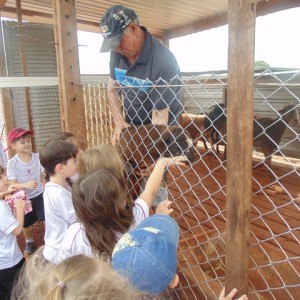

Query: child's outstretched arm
(12, 197), (26, 236)
(139, 156), (188, 208)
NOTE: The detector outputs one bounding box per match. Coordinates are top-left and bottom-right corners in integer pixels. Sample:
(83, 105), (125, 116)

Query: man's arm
(108, 77), (129, 145)
(152, 107), (169, 125)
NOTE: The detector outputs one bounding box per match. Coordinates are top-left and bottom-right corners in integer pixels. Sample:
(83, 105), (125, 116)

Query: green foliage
(255, 60), (270, 68)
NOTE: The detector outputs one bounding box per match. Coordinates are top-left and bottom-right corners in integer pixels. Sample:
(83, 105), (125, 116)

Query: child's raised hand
(155, 200), (174, 216)
(26, 181), (38, 189)
(218, 288), (248, 300)
(161, 156), (189, 168)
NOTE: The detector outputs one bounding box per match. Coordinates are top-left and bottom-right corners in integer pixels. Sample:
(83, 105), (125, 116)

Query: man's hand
(111, 122), (130, 146)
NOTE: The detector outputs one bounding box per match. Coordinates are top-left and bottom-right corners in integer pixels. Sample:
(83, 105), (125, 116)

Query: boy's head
(7, 128), (34, 152)
(112, 214), (179, 295)
(49, 131), (83, 162)
(39, 139), (77, 176)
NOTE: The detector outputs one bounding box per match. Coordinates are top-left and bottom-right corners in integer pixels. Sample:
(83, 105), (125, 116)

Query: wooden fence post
(226, 0), (256, 297)
(52, 0), (87, 147)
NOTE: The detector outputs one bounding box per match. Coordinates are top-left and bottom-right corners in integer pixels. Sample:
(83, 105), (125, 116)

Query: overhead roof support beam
(163, 0), (300, 40)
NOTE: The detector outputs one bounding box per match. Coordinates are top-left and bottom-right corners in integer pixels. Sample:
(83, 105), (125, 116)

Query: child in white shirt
(59, 144), (187, 261)
(39, 139), (78, 264)
(0, 165), (26, 300)
(6, 128), (44, 256)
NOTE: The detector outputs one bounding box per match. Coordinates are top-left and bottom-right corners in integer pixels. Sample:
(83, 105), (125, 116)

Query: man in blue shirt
(100, 5), (183, 145)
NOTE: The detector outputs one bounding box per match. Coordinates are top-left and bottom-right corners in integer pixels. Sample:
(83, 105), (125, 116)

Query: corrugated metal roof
(2, 21), (57, 76)
(1, 0), (300, 39)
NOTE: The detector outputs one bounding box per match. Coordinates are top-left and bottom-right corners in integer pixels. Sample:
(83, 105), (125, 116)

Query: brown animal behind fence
(116, 124), (196, 198)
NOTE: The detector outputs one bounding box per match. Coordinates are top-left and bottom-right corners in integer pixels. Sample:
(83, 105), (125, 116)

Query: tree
(255, 60), (270, 68)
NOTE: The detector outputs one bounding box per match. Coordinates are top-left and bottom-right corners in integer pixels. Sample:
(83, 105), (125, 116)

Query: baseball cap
(112, 214), (179, 295)
(8, 128), (34, 144)
(99, 5), (137, 52)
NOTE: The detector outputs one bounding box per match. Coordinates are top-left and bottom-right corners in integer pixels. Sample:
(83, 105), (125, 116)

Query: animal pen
(83, 70), (300, 300)
(0, 0), (300, 299)
(1, 69), (299, 299)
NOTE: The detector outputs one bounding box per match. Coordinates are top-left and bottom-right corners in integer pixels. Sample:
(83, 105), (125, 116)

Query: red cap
(7, 128), (34, 144)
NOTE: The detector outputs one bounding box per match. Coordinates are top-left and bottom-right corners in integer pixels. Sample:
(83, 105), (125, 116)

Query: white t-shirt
(58, 198), (149, 262)
(0, 200), (23, 269)
(0, 142), (8, 168)
(7, 153), (44, 198)
(43, 182), (77, 264)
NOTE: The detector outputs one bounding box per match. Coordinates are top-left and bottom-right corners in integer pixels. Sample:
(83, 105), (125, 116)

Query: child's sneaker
(24, 241), (35, 256)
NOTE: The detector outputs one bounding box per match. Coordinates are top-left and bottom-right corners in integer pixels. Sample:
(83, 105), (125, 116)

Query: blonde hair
(78, 144), (124, 177)
(11, 248), (140, 300)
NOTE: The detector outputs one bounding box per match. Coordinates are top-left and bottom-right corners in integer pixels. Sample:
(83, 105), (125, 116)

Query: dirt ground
(17, 221), (45, 257)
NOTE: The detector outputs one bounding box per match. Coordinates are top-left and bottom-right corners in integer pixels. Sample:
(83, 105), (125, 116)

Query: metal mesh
(83, 69), (300, 300)
(8, 86), (61, 150)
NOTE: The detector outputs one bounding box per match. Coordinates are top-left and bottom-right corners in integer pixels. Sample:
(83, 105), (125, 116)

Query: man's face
(115, 24), (139, 60)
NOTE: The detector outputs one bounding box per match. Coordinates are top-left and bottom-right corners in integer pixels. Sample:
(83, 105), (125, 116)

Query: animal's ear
(146, 129), (176, 151)
(169, 126), (185, 138)
(145, 136), (167, 152)
(278, 108), (284, 115)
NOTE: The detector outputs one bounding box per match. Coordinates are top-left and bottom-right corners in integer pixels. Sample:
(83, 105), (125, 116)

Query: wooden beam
(257, 0), (300, 17)
(52, 0), (87, 147)
(1, 6), (100, 33)
(165, 0), (300, 39)
(16, 0), (36, 152)
(225, 0), (255, 298)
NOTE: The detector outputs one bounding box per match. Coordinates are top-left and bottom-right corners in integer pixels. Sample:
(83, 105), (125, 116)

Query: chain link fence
(83, 69), (300, 300)
(0, 70), (299, 299)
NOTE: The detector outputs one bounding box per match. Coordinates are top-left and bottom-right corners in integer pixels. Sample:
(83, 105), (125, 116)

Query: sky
(77, 7), (300, 74)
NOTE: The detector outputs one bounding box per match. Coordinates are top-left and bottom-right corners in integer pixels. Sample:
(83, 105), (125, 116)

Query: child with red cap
(6, 128), (45, 256)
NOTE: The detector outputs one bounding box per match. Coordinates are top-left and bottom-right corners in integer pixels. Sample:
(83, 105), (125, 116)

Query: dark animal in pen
(253, 104), (299, 170)
(211, 124), (227, 155)
(179, 103), (227, 152)
(116, 124), (195, 198)
(210, 104), (299, 166)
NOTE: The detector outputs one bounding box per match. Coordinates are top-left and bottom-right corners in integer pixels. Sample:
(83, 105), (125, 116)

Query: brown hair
(46, 132), (83, 186)
(39, 140), (77, 176)
(78, 144), (124, 177)
(0, 165), (4, 175)
(11, 248), (141, 300)
(49, 132), (83, 157)
(72, 168), (134, 256)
